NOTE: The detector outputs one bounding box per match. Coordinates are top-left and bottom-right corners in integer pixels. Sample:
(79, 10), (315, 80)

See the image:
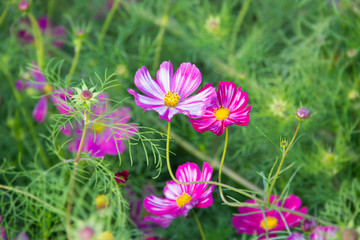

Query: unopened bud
(342, 229), (358, 240)
(80, 90), (92, 100)
(76, 29), (85, 38)
(18, 0), (30, 12)
(296, 107), (311, 120)
(79, 226), (95, 240)
(114, 170), (129, 186)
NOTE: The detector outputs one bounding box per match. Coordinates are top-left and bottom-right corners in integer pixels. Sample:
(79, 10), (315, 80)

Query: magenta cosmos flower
(15, 63), (73, 122)
(189, 81), (251, 136)
(63, 94), (137, 157)
(310, 226), (339, 240)
(17, 16), (66, 48)
(232, 195), (308, 239)
(143, 162), (215, 227)
(128, 61), (216, 122)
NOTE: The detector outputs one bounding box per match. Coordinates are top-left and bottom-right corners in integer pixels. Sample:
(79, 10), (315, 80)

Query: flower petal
(51, 89), (74, 114)
(196, 184), (215, 208)
(163, 180), (183, 200)
(217, 81), (237, 108)
(143, 195), (178, 215)
(134, 66), (165, 99)
(172, 62), (202, 99)
(144, 215), (176, 228)
(228, 86), (249, 111)
(32, 97), (48, 122)
(156, 61), (172, 93)
(175, 162), (201, 195)
(31, 62), (46, 83)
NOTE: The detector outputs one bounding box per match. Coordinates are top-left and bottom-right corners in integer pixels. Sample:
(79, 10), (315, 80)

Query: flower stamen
(42, 84), (53, 94)
(164, 91), (180, 108)
(214, 107), (230, 120)
(91, 121), (106, 133)
(260, 217), (278, 230)
(176, 193), (192, 208)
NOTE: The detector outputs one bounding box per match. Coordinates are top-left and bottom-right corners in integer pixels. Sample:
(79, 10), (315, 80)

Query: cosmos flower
(143, 162), (215, 228)
(310, 226), (339, 240)
(232, 195), (308, 239)
(64, 94), (137, 157)
(17, 16), (66, 48)
(114, 170), (129, 186)
(15, 63), (73, 122)
(128, 60), (216, 122)
(189, 81), (251, 136)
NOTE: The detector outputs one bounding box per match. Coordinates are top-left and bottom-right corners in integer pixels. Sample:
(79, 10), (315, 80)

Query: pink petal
(143, 195), (178, 215)
(196, 185), (215, 208)
(225, 106), (251, 127)
(228, 86), (249, 111)
(37, 16), (48, 31)
(50, 89), (74, 114)
(217, 81), (237, 108)
(144, 215), (175, 228)
(31, 63), (46, 83)
(175, 162), (201, 195)
(134, 66), (165, 99)
(189, 109), (217, 133)
(156, 61), (172, 93)
(61, 124), (72, 136)
(176, 83), (216, 118)
(172, 62), (202, 99)
(32, 97), (48, 122)
(163, 180), (183, 200)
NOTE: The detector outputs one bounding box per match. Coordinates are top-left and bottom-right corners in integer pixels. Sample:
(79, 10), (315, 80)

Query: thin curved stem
(28, 13), (44, 69)
(267, 122), (301, 203)
(0, 5), (9, 28)
(165, 122), (261, 202)
(66, 111), (89, 240)
(218, 128), (230, 203)
(98, 0), (120, 46)
(65, 38), (83, 85)
(192, 210), (206, 240)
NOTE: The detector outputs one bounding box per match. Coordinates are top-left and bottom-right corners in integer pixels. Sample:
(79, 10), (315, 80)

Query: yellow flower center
(176, 193), (192, 208)
(91, 121), (106, 133)
(96, 194), (110, 210)
(98, 231), (113, 240)
(42, 84), (53, 94)
(214, 107), (230, 120)
(260, 217), (278, 230)
(164, 91), (180, 108)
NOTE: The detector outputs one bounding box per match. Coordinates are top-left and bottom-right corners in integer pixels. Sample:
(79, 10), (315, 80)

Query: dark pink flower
(114, 170), (129, 185)
(144, 162), (215, 228)
(17, 16), (66, 48)
(302, 219), (317, 232)
(310, 226), (339, 240)
(189, 81), (251, 136)
(15, 63), (73, 122)
(65, 95), (137, 157)
(232, 195), (307, 239)
(128, 61), (216, 122)
(296, 107), (311, 120)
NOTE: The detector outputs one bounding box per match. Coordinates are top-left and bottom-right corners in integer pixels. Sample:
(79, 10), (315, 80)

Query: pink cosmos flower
(232, 195), (308, 239)
(128, 61), (216, 122)
(15, 63), (73, 122)
(189, 81), (251, 136)
(143, 162), (215, 228)
(64, 94), (137, 157)
(310, 226), (339, 240)
(17, 16), (66, 48)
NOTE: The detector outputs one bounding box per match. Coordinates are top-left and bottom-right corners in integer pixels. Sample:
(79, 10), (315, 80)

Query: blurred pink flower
(17, 16), (66, 48)
(144, 162), (215, 228)
(232, 195), (307, 239)
(189, 81), (251, 136)
(64, 94), (137, 157)
(128, 61), (216, 122)
(114, 170), (129, 185)
(310, 226), (339, 240)
(15, 63), (73, 122)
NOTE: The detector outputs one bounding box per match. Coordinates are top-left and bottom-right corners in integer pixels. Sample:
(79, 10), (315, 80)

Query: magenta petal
(15, 80), (26, 91)
(156, 61), (172, 93)
(176, 162), (201, 195)
(51, 89), (74, 114)
(196, 184), (215, 208)
(172, 62), (202, 99)
(163, 180), (183, 200)
(134, 66), (165, 99)
(37, 16), (48, 31)
(144, 215), (175, 228)
(217, 81), (237, 108)
(143, 195), (178, 215)
(32, 97), (48, 122)
(31, 63), (46, 83)
(189, 110), (217, 133)
(228, 86), (249, 111)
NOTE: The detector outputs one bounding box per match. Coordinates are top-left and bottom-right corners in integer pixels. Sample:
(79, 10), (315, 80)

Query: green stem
(66, 111), (89, 240)
(218, 128), (231, 204)
(267, 122), (301, 203)
(28, 13), (45, 69)
(98, 0), (121, 46)
(65, 38), (83, 85)
(192, 210), (206, 240)
(0, 5), (9, 28)
(152, 0), (170, 73)
(165, 122), (261, 202)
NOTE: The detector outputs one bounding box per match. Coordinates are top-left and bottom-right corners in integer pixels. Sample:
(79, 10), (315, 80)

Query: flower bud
(75, 29), (85, 38)
(114, 170), (129, 186)
(81, 90), (92, 100)
(342, 229), (358, 240)
(79, 226), (95, 240)
(280, 138), (288, 149)
(18, 0), (30, 12)
(296, 107), (311, 120)
(301, 219), (317, 232)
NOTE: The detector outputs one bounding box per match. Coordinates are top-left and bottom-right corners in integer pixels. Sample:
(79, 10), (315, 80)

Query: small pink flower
(65, 94), (137, 157)
(189, 81), (251, 136)
(288, 232), (305, 240)
(15, 63), (73, 122)
(114, 170), (129, 185)
(143, 162), (215, 228)
(17, 16), (66, 48)
(128, 61), (216, 122)
(310, 226), (339, 240)
(232, 195), (308, 239)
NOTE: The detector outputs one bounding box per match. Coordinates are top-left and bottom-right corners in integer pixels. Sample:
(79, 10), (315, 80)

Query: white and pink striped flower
(128, 61), (216, 122)
(143, 162), (215, 228)
(189, 81), (251, 136)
